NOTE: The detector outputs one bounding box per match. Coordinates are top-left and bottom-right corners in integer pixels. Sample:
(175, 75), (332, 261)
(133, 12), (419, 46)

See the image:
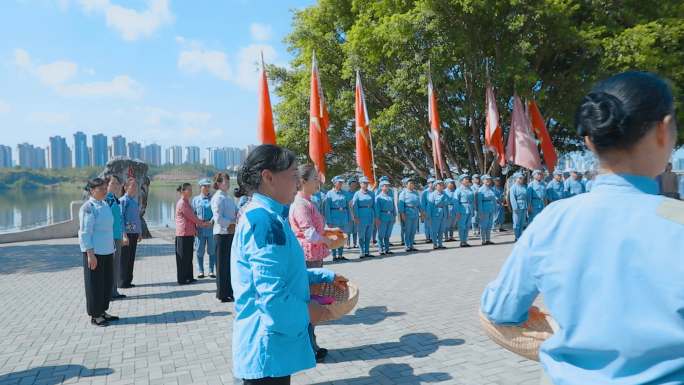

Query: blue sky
(0, 0), (314, 150)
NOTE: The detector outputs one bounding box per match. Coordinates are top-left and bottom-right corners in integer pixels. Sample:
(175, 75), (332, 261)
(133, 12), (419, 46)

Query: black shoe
(433, 246), (439, 250)
(426, 239), (433, 244)
(103, 313), (119, 321)
(462, 243), (472, 247)
(198, 274), (205, 279)
(386, 251), (394, 255)
(187, 278), (197, 284)
(359, 254), (369, 259)
(91, 317), (109, 327)
(315, 348), (328, 363)
(438, 246), (447, 249)
(209, 273), (216, 278)
(219, 296), (234, 303)
(112, 293), (126, 299)
(379, 252), (386, 256)
(129, 284), (135, 287)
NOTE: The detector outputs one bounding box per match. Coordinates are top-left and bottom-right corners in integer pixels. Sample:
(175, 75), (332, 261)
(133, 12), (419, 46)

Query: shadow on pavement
(327, 306), (406, 326)
(309, 363), (451, 384)
(0, 365), (113, 385)
(115, 310), (230, 325)
(120, 289), (214, 301)
(327, 332), (464, 362)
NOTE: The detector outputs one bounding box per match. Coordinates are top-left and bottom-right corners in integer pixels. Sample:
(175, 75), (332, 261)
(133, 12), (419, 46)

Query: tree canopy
(271, 0), (684, 180)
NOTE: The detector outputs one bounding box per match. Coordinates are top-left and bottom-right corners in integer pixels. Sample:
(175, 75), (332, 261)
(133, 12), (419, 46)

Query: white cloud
(59, 75), (142, 98)
(0, 100), (10, 114)
(250, 23), (273, 41)
(178, 49), (231, 81)
(13, 48), (142, 99)
(234, 44), (278, 90)
(76, 0), (174, 41)
(138, 106), (216, 140)
(27, 111), (71, 125)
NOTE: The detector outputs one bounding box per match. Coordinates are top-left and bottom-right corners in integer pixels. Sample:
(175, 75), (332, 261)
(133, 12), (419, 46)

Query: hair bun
(576, 91), (627, 139)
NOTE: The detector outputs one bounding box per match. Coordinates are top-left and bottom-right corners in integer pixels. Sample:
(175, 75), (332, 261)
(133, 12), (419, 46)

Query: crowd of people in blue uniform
(307, 168), (598, 258)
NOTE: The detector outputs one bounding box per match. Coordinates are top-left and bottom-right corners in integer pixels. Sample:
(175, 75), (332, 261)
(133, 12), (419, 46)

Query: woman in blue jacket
(231, 145), (348, 385)
(482, 72), (683, 385)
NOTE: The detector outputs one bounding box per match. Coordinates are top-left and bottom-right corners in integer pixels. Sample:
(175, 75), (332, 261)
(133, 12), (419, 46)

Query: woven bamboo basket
(479, 309), (554, 361)
(309, 281), (359, 324)
(323, 229), (347, 250)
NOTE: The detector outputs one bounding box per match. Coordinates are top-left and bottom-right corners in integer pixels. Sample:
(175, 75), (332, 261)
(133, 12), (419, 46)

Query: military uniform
(344, 178), (359, 248)
(445, 178), (458, 241)
(428, 180), (450, 249)
(324, 176), (351, 260)
(509, 173), (531, 240)
(471, 174), (481, 234)
(397, 178), (422, 251)
(493, 177), (505, 231)
(455, 175), (474, 247)
(421, 178), (435, 242)
(528, 170), (547, 223)
(375, 181), (396, 255)
(477, 176), (497, 245)
(352, 176), (376, 258)
(547, 171), (566, 202)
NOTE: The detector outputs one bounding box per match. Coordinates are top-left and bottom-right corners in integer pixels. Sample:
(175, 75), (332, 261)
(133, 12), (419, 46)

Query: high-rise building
(677, 158), (684, 171)
(128, 141), (142, 160)
(73, 131), (90, 168)
(165, 145), (183, 165)
(18, 143), (46, 169)
(91, 134), (108, 167)
(0, 145), (12, 168)
(112, 135), (127, 158)
(208, 147), (247, 170)
(48, 136), (72, 169)
(209, 147), (227, 170)
(143, 144), (162, 167)
(185, 146), (200, 164)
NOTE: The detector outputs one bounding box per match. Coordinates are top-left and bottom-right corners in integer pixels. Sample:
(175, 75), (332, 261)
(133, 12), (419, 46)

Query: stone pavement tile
(0, 231), (539, 385)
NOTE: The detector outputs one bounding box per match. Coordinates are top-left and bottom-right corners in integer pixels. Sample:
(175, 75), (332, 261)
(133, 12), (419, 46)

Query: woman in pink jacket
(175, 183), (209, 285)
(289, 164), (338, 363)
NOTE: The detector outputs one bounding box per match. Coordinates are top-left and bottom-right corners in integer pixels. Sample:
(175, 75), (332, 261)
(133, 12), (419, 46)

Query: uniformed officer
(375, 180), (396, 255)
(371, 176), (388, 246)
(565, 170), (586, 197)
(476, 175), (497, 245)
(444, 178), (458, 241)
(528, 170), (547, 223)
(428, 179), (450, 249)
(455, 175), (474, 247)
(398, 177), (422, 252)
(352, 176), (376, 258)
(192, 178), (216, 278)
(547, 170), (566, 202)
(398, 177), (409, 246)
(509, 172), (531, 241)
(492, 177), (505, 232)
(421, 177), (435, 243)
(471, 174), (481, 235)
(345, 176), (360, 249)
(324, 176), (351, 261)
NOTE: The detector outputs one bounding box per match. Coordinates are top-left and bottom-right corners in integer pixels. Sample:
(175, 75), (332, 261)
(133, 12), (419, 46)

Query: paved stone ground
(0, 229), (541, 385)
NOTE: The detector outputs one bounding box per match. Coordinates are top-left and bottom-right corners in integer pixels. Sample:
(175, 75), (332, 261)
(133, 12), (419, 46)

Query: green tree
(272, 0), (684, 181)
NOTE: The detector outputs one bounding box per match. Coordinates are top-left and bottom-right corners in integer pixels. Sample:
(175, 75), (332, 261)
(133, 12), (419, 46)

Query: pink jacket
(289, 192), (329, 261)
(175, 197), (202, 237)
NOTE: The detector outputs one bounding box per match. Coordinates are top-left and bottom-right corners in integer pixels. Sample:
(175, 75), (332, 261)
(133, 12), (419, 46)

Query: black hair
(576, 71), (674, 152)
(176, 182), (192, 193)
(298, 164), (318, 184)
(237, 144), (296, 194)
(213, 172), (230, 190)
(85, 177), (106, 192)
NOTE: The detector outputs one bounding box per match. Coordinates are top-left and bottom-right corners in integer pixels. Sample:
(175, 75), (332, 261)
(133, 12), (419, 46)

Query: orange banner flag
(484, 84), (506, 166)
(355, 70), (375, 186)
(257, 52), (276, 145)
(428, 69), (446, 178)
(528, 100), (558, 172)
(309, 52), (328, 181)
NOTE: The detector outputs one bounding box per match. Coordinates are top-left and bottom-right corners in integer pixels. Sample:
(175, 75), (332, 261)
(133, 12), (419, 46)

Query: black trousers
(242, 376), (290, 385)
(119, 233), (139, 287)
(175, 236), (195, 284)
(83, 253), (113, 317)
(215, 234), (234, 300)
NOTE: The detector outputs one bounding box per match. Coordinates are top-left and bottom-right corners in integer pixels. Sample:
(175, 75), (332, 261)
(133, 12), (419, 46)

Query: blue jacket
(528, 181), (547, 210)
(374, 192), (396, 222)
(455, 186), (475, 215)
(352, 190), (375, 225)
(547, 179), (565, 202)
(428, 191), (450, 219)
(192, 193), (214, 237)
(231, 193), (335, 379)
(420, 188), (433, 217)
(476, 186), (497, 214)
(324, 189), (351, 228)
(119, 194), (141, 235)
(509, 184), (531, 210)
(398, 189), (422, 219)
(481, 174), (684, 384)
(78, 197), (114, 255)
(105, 192), (123, 240)
(565, 179), (585, 197)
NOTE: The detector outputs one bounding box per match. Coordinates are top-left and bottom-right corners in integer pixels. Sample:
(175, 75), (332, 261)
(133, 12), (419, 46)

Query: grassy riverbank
(0, 164), (229, 191)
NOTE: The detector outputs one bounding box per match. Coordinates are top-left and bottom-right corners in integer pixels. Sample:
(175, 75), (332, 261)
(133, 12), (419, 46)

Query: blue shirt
(78, 197), (115, 255)
(428, 191), (450, 219)
(455, 186), (475, 215)
(476, 186), (497, 214)
(231, 193), (335, 379)
(481, 174), (684, 384)
(509, 183), (531, 210)
(547, 179), (566, 202)
(352, 190), (375, 225)
(192, 193), (214, 237)
(529, 180), (547, 209)
(398, 189), (422, 218)
(324, 189), (351, 227)
(565, 179), (585, 197)
(119, 194), (141, 234)
(105, 192), (123, 240)
(374, 192), (396, 222)
(420, 188), (433, 216)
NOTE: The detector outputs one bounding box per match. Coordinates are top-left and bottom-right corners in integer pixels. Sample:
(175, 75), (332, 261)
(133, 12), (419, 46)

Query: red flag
(528, 100), (558, 172)
(320, 90), (332, 154)
(309, 52), (328, 181)
(355, 70), (375, 186)
(507, 95), (542, 170)
(428, 70), (446, 178)
(484, 84), (506, 166)
(257, 52), (276, 145)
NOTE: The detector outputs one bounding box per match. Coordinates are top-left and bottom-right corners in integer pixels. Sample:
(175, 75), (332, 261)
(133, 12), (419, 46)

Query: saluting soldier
(352, 176), (376, 258)
(428, 180), (450, 249)
(509, 172), (532, 241)
(398, 177), (422, 252)
(324, 176), (351, 261)
(528, 170), (547, 223)
(455, 175), (474, 247)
